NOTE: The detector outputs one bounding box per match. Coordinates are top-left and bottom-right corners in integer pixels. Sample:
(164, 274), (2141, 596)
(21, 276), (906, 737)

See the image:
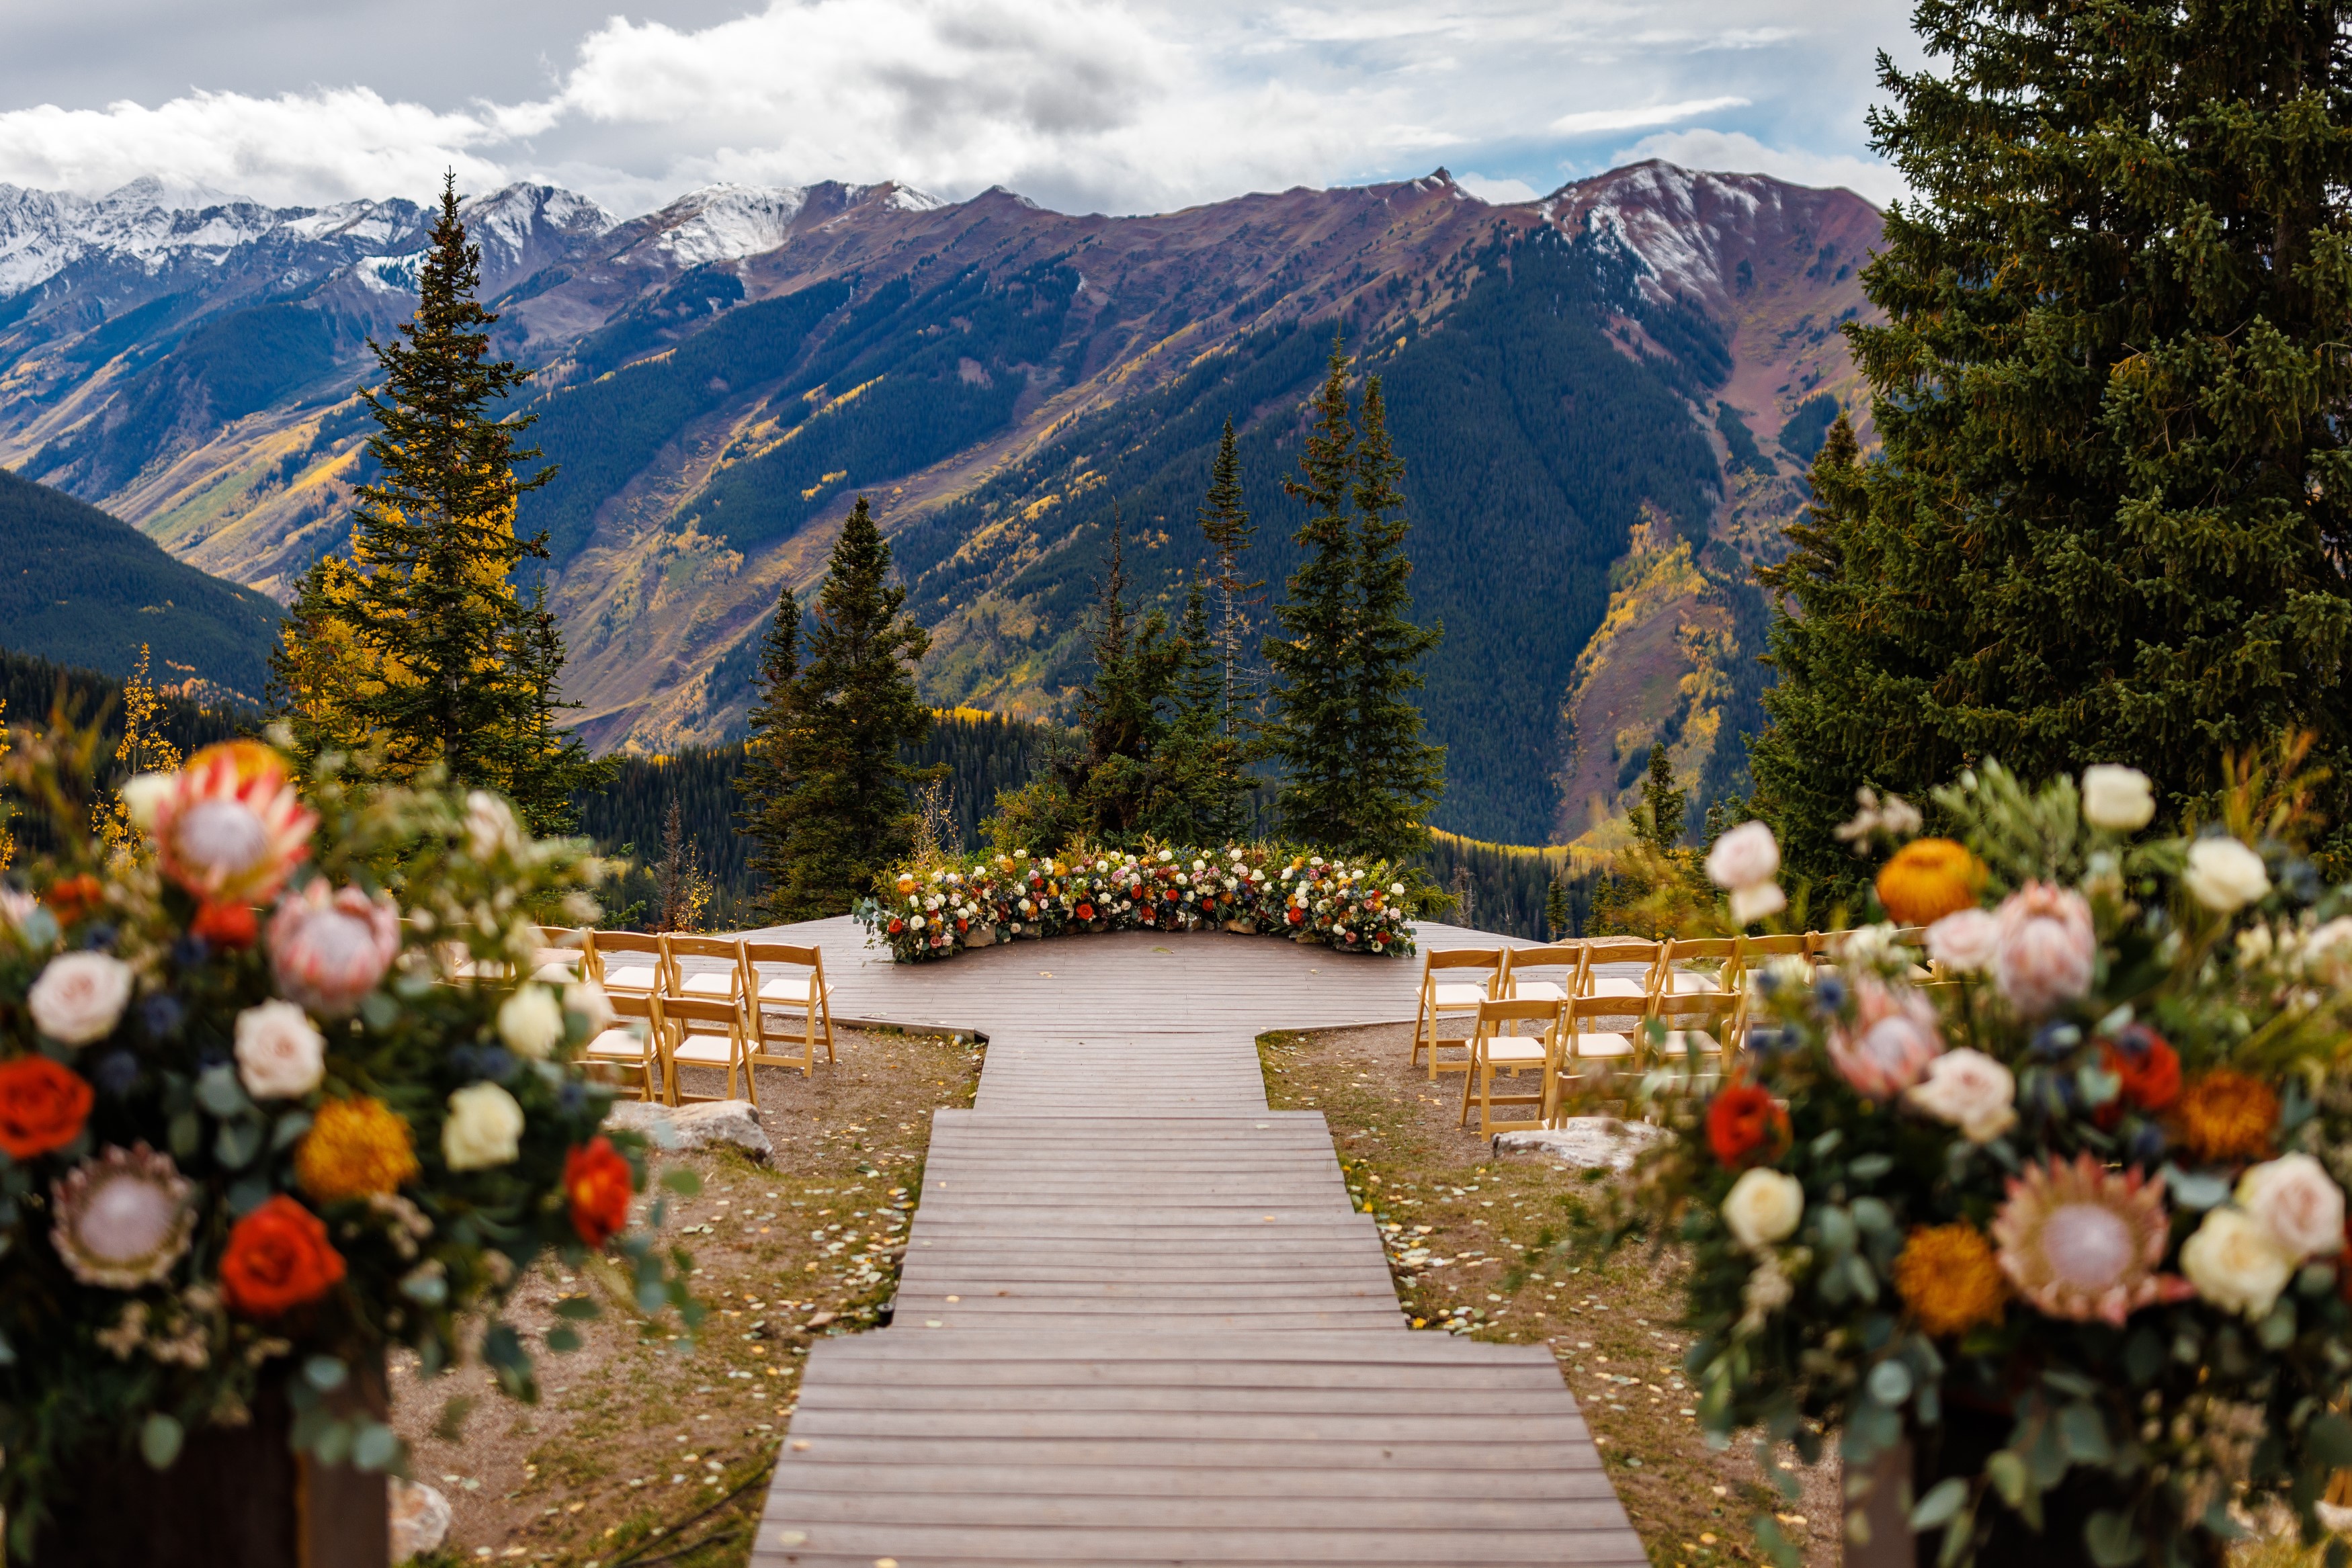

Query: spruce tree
(1343, 376), (1445, 861)
(1059, 515), (1178, 836)
(1755, 2), (2352, 874)
(1632, 742), (1689, 858)
(1146, 572), (1252, 842)
(1196, 417), (1261, 726)
(765, 497), (933, 916)
(1544, 875), (1572, 941)
(269, 173), (596, 830)
(735, 580), (804, 918)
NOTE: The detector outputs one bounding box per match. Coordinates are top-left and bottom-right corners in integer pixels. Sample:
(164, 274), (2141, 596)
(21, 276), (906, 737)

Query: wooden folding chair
(1459, 996), (1566, 1137)
(582, 989), (661, 1102)
(1646, 988), (1742, 1087)
(663, 933), (747, 1011)
(742, 941), (836, 1075)
(587, 930), (668, 1000)
(1576, 937), (1658, 1002)
(532, 926), (588, 984)
(653, 992), (759, 1108)
(1412, 947), (1503, 1078)
(1553, 992), (1642, 1117)
(1653, 935), (1738, 1001)
(1497, 943), (1580, 1004)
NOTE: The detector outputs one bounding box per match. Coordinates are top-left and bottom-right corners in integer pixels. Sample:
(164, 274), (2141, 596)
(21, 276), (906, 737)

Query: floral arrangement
(851, 841), (1417, 963)
(1632, 754), (2352, 1567)
(0, 730), (696, 1553)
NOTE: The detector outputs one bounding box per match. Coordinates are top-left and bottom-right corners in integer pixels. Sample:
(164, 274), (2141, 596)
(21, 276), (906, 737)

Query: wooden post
(1845, 1435), (1917, 1568)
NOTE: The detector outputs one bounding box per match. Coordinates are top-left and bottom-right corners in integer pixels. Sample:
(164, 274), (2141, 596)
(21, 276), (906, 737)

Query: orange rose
(0, 1055), (93, 1159)
(564, 1136), (634, 1248)
(220, 1195), (345, 1317)
(191, 899), (259, 949)
(1877, 838), (1984, 926)
(42, 875), (106, 926)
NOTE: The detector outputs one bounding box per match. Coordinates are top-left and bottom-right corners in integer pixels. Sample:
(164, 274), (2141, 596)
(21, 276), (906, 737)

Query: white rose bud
(120, 772), (175, 833)
(2183, 838), (2271, 913)
(564, 979), (617, 1035)
(233, 999), (327, 1098)
(2080, 765), (2156, 832)
(1706, 820), (1781, 890)
(29, 951), (135, 1046)
(1903, 1048), (2016, 1142)
(1721, 1168), (1805, 1251)
(497, 986), (565, 1060)
(2180, 1207), (2295, 1318)
(2236, 1153), (2345, 1260)
(443, 1082), (526, 1170)
(1729, 883), (1788, 925)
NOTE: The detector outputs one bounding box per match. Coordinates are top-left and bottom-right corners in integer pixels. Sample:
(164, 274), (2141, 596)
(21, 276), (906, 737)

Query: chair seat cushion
(1656, 1030), (1722, 1055)
(1567, 1031), (1636, 1059)
(671, 1034), (739, 1065)
(1481, 1037), (1552, 1063)
(1507, 979), (1568, 1002)
(584, 1028), (647, 1059)
(1585, 977), (1646, 999)
(603, 965), (660, 993)
(678, 973), (737, 998)
(758, 975), (828, 1003)
(1427, 982), (1489, 1008)
(1664, 971), (1726, 994)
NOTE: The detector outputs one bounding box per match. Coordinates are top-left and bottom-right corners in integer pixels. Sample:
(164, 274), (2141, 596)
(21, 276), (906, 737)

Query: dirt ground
(392, 1024), (983, 1568)
(1260, 1022), (1842, 1568)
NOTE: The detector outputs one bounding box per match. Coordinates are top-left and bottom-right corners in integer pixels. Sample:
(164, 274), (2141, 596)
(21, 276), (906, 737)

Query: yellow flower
(296, 1096), (420, 1202)
(1894, 1222), (2007, 1338)
(2175, 1070), (2278, 1164)
(1876, 838), (1984, 926)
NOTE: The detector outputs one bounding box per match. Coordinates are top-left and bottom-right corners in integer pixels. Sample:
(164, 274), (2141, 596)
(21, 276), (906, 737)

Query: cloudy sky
(0, 0), (1921, 218)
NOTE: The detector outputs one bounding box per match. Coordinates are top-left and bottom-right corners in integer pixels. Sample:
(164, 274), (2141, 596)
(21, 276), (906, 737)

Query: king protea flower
(1990, 1153), (2189, 1325)
(270, 882), (403, 1018)
(153, 741), (317, 904)
(51, 1143), (197, 1289)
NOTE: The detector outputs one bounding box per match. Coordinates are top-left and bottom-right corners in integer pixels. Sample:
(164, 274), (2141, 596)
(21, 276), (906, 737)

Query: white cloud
(1549, 95), (1750, 136)
(0, 0), (1920, 216)
(1610, 126), (1904, 206)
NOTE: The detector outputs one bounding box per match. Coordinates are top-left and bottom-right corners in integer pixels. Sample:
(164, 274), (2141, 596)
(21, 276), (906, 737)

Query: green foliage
(1757, 0), (2352, 874)
(734, 581), (804, 923)
(1715, 402), (1773, 476)
(751, 497), (933, 918)
(1410, 828), (1598, 939)
(1775, 393), (1839, 464)
(0, 468), (282, 703)
(1262, 335), (1445, 863)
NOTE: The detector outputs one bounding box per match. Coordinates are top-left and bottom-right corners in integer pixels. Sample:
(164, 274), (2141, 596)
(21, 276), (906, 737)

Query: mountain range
(0, 163), (1879, 844)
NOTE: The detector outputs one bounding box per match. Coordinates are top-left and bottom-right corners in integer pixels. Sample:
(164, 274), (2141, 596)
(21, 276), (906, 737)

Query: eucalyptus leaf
(1910, 1477), (1968, 1530)
(553, 1296), (601, 1321)
(167, 1109), (200, 1159)
(2085, 1509), (2141, 1566)
(304, 1355), (348, 1392)
(140, 1412), (183, 1469)
(1850, 1196), (1894, 1233)
(360, 993), (402, 1033)
(1848, 1153), (1893, 1182)
(313, 1418), (353, 1467)
(2260, 1299), (2298, 1349)
(2059, 1403), (2112, 1463)
(271, 1112), (314, 1151)
(1867, 1360), (1915, 1407)
(213, 1117), (264, 1170)
(1814, 1206), (1857, 1254)
(1986, 1450), (2029, 1508)
(661, 1168), (702, 1197)
(351, 1421), (401, 1472)
(2163, 1165), (2231, 1211)
(194, 1064), (251, 1119)
(2306, 1413), (2352, 1467)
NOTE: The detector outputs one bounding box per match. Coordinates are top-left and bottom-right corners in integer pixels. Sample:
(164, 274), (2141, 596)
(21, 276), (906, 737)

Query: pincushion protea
(1990, 1153), (2189, 1325)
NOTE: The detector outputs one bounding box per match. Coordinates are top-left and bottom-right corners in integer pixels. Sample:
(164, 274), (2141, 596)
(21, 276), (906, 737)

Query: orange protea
(294, 1096), (420, 1203)
(2175, 1070), (2278, 1164)
(1990, 1153), (2185, 1325)
(1876, 838), (1985, 926)
(153, 741), (316, 903)
(1894, 1223), (2009, 1337)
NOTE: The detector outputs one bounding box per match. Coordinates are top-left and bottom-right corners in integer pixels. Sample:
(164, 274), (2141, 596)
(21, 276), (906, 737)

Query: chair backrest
(654, 993), (743, 1033)
(587, 929), (669, 991)
(1579, 937), (1658, 964)
(1734, 932), (1808, 963)
(743, 941), (823, 970)
(1474, 996), (1566, 1031)
(1423, 947), (1503, 973)
(1567, 991), (1645, 1020)
(607, 988), (656, 1022)
(1654, 988), (1741, 1023)
(661, 932), (745, 994)
(1497, 943), (1579, 994)
(1658, 935), (1740, 994)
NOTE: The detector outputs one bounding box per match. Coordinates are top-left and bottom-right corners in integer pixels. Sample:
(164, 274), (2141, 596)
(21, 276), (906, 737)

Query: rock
(1493, 1117), (1665, 1172)
(965, 926), (996, 947)
(604, 1099), (773, 1161)
(389, 1479), (451, 1563)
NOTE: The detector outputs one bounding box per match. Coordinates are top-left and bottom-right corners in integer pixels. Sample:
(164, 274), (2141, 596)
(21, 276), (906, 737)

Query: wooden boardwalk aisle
(732, 919), (1646, 1567)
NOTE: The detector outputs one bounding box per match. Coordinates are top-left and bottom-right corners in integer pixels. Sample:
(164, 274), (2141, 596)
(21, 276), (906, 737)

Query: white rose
(234, 1000), (326, 1098)
(2081, 765), (2156, 832)
(1707, 820), (1781, 889)
(2183, 838), (2271, 913)
(462, 791), (521, 860)
(120, 772), (175, 833)
(443, 1082), (526, 1170)
(1390, 882), (1404, 896)
(911, 914), (927, 930)
(2181, 1207), (2295, 1318)
(1926, 908), (2001, 972)
(29, 951), (134, 1046)
(1729, 883), (1787, 925)
(2236, 1153), (2345, 1260)
(564, 979), (616, 1035)
(1722, 1168), (1805, 1250)
(497, 986), (566, 1060)
(1903, 1048), (2016, 1142)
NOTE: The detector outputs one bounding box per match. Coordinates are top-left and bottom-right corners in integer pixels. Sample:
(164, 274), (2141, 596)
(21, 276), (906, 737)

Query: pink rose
(1926, 908), (2000, 972)
(1827, 978), (1944, 1097)
(1992, 882), (2096, 1016)
(269, 882), (401, 1018)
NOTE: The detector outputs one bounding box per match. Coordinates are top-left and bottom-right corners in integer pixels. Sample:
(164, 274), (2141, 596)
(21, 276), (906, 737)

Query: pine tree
(1145, 571), (1251, 842)
(765, 497), (933, 916)
(1343, 376), (1445, 861)
(650, 796), (712, 932)
(1265, 334), (1364, 848)
(1544, 875), (1571, 941)
(1196, 417), (1261, 727)
(269, 173), (596, 831)
(735, 580), (804, 918)
(1263, 333), (1445, 861)
(1755, 3), (2352, 873)
(1632, 743), (1689, 858)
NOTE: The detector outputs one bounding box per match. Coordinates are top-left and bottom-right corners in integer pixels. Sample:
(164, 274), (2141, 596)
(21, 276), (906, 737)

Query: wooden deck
(732, 918), (1645, 1567)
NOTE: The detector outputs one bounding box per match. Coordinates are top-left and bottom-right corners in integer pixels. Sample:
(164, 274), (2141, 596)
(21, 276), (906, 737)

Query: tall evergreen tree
(1754, 1), (2352, 877)
(268, 173), (597, 831)
(735, 580), (804, 918)
(1263, 333), (1445, 861)
(1632, 742), (1689, 859)
(765, 497), (933, 916)
(1196, 417), (1261, 726)
(1146, 571), (1253, 842)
